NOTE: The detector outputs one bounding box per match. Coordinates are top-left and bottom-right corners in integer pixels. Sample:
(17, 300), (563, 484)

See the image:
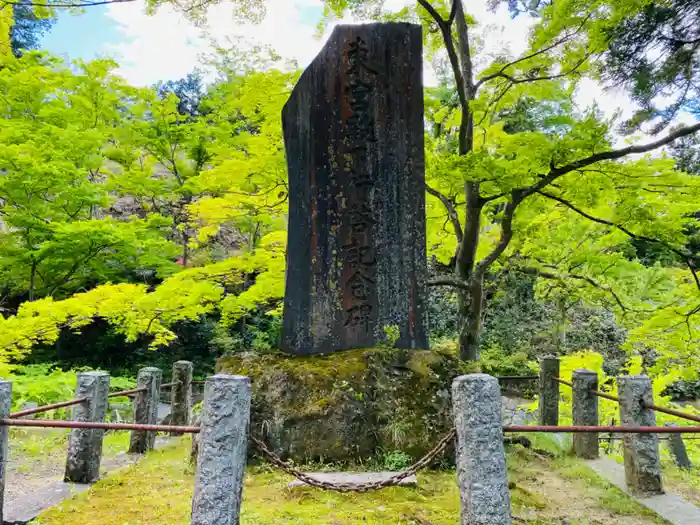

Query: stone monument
(281, 23), (428, 355)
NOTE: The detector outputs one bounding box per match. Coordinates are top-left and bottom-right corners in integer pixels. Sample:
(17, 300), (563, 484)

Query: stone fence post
(0, 381), (11, 523)
(453, 374), (512, 525)
(129, 367), (162, 454)
(538, 356), (560, 426)
(572, 369), (599, 459)
(664, 423), (692, 469)
(618, 375), (663, 495)
(170, 361), (193, 433)
(190, 374), (251, 525)
(65, 372), (110, 483)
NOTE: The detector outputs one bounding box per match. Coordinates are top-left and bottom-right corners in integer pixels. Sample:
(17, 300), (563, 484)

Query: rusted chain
(250, 428), (456, 493)
(108, 387), (147, 398)
(504, 425), (700, 433)
(9, 397), (88, 419)
(1, 418), (200, 433)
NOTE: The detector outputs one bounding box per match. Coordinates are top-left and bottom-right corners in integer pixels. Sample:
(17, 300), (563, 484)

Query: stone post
(572, 369), (599, 459)
(129, 367), (162, 454)
(170, 361), (193, 434)
(538, 356), (560, 426)
(190, 374), (251, 525)
(0, 381), (11, 524)
(65, 372), (110, 483)
(453, 374), (512, 525)
(664, 423), (692, 469)
(618, 375), (663, 495)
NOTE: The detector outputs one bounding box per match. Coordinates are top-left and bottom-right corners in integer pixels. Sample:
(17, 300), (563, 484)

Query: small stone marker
(453, 374), (512, 525)
(538, 356), (560, 426)
(129, 367), (161, 454)
(287, 472), (418, 489)
(665, 423), (692, 469)
(170, 360), (193, 433)
(618, 375), (663, 495)
(190, 375), (251, 525)
(281, 22), (428, 355)
(65, 372), (110, 484)
(572, 369), (599, 459)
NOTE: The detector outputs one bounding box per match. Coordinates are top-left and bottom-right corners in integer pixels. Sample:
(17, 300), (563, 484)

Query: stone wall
(216, 348), (463, 462)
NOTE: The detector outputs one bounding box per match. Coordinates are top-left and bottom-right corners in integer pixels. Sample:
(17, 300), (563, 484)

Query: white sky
(102, 0), (692, 136)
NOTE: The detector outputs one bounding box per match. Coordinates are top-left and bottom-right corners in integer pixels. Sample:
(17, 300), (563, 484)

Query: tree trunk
(459, 272), (484, 361)
(29, 259), (37, 302)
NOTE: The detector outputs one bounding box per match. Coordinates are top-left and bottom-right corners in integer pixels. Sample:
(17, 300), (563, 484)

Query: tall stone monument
(281, 23), (428, 355)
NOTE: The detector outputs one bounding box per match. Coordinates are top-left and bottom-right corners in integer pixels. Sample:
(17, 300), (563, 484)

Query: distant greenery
(7, 363), (134, 417)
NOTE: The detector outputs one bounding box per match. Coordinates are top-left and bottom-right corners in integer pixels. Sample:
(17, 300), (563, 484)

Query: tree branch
(517, 266), (647, 313)
(474, 13), (593, 91)
(426, 184), (463, 242)
(537, 190), (700, 292)
(476, 52), (592, 90)
(474, 192), (519, 273)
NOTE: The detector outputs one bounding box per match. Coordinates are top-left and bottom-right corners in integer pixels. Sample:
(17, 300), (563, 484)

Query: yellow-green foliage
(528, 350), (700, 464)
(0, 8), (12, 58)
(0, 238), (285, 365)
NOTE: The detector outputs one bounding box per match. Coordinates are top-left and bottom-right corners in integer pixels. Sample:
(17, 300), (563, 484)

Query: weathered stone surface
(191, 375), (251, 525)
(572, 369), (599, 459)
(618, 375), (663, 496)
(170, 360), (193, 431)
(129, 367), (161, 454)
(538, 356), (560, 426)
(453, 374), (512, 525)
(217, 348), (459, 463)
(0, 381), (11, 524)
(665, 423), (692, 469)
(281, 22), (428, 355)
(288, 472), (417, 489)
(65, 372), (110, 483)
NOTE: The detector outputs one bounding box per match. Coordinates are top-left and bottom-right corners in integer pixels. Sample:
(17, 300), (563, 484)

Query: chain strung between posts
(250, 427), (456, 493)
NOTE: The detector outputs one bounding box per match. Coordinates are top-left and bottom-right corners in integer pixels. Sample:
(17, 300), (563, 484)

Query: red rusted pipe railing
(160, 382), (175, 389)
(552, 377), (573, 388)
(504, 425), (700, 433)
(553, 376), (700, 421)
(554, 376), (619, 401)
(0, 418), (200, 433)
(192, 380), (206, 385)
(107, 387), (147, 398)
(643, 402), (700, 425)
(9, 397), (88, 419)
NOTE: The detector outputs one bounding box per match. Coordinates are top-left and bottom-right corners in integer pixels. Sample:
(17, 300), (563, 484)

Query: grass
(30, 438), (671, 525)
(10, 428), (132, 460)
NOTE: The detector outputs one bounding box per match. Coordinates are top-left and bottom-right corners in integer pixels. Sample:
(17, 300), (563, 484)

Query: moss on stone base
(216, 347), (465, 463)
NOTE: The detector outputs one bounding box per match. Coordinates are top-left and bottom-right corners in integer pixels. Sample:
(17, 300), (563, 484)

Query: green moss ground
(32, 438), (669, 525)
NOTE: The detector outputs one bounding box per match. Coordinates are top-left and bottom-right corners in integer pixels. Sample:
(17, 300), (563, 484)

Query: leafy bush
(8, 364), (134, 418)
(479, 344), (538, 377)
(381, 450), (413, 471)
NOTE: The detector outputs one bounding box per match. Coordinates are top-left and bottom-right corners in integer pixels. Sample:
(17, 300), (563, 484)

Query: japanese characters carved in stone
(281, 23), (428, 355)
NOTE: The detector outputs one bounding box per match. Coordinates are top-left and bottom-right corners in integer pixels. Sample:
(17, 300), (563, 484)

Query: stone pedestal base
(217, 348), (460, 463)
